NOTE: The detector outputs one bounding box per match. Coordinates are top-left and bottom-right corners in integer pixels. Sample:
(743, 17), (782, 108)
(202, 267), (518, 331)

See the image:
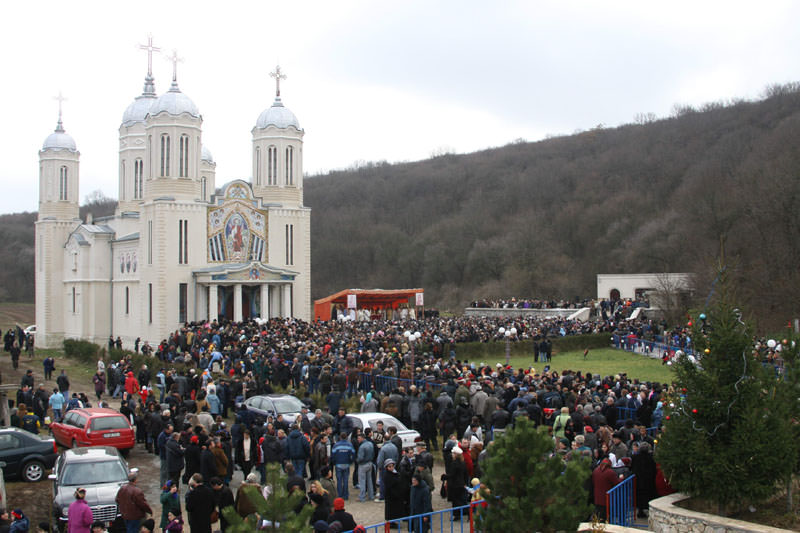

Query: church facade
(35, 50), (311, 349)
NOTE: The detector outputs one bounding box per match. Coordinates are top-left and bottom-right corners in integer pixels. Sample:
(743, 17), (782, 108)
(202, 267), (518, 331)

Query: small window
(255, 147), (261, 185)
(201, 176), (207, 200)
(148, 283), (153, 324)
(179, 283), (187, 323)
(59, 166), (68, 200)
(160, 134), (170, 176)
(0, 434), (20, 450)
(125, 287), (129, 315)
(71, 287), (76, 313)
(268, 146), (277, 185)
(286, 146), (294, 185)
(179, 134), (189, 177)
(91, 416), (130, 431)
(134, 159), (144, 199)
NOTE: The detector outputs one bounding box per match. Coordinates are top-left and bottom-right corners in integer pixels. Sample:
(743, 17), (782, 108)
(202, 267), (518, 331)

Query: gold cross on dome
(270, 65), (287, 97)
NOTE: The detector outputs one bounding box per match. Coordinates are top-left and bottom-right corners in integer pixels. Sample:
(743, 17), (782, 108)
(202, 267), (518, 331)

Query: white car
(24, 325), (36, 337)
(345, 413), (421, 449)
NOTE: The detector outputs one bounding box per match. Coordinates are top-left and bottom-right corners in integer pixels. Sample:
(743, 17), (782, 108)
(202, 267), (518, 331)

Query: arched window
(201, 176), (207, 201)
(179, 134), (189, 177)
(268, 146), (277, 185)
(160, 134), (170, 176)
(59, 166), (68, 200)
(285, 146), (294, 185)
(255, 147), (261, 185)
(134, 159), (144, 199)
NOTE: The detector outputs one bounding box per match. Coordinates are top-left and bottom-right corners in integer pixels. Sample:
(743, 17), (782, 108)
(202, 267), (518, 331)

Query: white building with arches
(35, 51), (311, 349)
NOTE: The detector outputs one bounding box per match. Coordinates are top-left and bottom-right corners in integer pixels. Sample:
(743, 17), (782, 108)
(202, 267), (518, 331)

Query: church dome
(201, 145), (214, 163)
(149, 82), (200, 118)
(255, 97), (300, 130)
(42, 127), (77, 152)
(122, 95), (157, 126)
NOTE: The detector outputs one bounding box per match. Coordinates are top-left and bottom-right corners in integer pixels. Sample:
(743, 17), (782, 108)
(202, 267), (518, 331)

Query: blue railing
(611, 335), (694, 358)
(616, 407), (637, 421)
(359, 372), (444, 394)
(344, 500), (483, 533)
(607, 474), (636, 527)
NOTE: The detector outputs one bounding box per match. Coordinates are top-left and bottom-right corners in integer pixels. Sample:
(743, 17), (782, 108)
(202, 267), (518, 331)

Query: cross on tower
(270, 65), (287, 97)
(166, 49), (184, 82)
(138, 34), (161, 77)
(53, 91), (67, 130)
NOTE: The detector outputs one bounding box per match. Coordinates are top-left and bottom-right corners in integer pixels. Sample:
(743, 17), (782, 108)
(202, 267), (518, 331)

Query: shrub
(63, 339), (101, 364)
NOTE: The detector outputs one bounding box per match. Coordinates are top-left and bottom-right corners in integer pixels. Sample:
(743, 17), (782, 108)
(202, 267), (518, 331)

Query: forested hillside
(306, 84), (800, 329)
(5, 86), (800, 329)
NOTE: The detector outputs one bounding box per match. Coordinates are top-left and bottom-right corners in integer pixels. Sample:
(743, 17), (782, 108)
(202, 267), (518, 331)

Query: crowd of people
(4, 310), (727, 531)
(469, 297), (593, 310)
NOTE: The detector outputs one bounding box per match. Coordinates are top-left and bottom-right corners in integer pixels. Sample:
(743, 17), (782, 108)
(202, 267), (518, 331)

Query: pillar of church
(260, 284), (270, 319)
(283, 284), (292, 318)
(209, 284), (218, 322)
(233, 284), (243, 322)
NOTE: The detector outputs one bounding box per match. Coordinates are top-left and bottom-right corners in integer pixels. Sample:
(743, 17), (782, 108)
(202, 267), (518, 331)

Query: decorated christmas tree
(656, 276), (799, 513)
(479, 418), (591, 532)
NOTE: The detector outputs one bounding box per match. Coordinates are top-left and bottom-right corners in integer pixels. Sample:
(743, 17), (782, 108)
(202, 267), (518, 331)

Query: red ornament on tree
(687, 321), (693, 327)
(692, 409), (698, 414)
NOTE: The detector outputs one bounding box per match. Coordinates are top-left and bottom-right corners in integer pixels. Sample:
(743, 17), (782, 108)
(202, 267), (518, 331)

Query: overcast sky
(3, 0), (799, 214)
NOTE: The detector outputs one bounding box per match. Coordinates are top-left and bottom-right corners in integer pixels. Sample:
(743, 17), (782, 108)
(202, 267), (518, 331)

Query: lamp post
(404, 330), (421, 386)
(499, 326), (517, 367)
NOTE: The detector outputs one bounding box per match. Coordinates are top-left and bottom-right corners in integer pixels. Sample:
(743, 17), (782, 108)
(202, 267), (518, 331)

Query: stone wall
(649, 493), (792, 533)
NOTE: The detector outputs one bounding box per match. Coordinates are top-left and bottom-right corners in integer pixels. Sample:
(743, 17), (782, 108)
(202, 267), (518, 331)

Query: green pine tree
(221, 463), (314, 532)
(479, 419), (591, 532)
(656, 289), (797, 513)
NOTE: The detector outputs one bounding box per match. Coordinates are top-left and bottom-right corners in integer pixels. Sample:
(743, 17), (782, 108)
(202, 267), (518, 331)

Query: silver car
(51, 447), (134, 532)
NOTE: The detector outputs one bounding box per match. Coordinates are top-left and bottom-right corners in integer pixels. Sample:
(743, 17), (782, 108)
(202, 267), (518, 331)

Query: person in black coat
(630, 442), (657, 518)
(445, 447), (468, 518)
(183, 436), (202, 484)
(200, 443), (217, 485)
(383, 459), (407, 522)
(185, 474), (216, 533)
(165, 433), (185, 486)
(409, 475), (432, 532)
(211, 477), (235, 533)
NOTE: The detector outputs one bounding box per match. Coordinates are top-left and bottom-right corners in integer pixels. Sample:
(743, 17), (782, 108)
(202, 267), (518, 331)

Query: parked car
(0, 462), (6, 509)
(51, 447), (133, 532)
(345, 413), (422, 448)
(49, 408), (135, 454)
(241, 394), (315, 423)
(24, 325), (36, 337)
(0, 427), (58, 482)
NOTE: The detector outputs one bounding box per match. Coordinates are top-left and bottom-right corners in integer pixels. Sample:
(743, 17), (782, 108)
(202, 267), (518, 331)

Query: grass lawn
(477, 347), (675, 384)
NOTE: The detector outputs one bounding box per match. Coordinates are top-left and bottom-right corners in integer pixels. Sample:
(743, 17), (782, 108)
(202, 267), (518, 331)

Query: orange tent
(313, 288), (423, 321)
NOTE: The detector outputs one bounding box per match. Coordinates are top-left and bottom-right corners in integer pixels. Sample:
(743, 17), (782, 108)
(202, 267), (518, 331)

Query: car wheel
(22, 460), (45, 482)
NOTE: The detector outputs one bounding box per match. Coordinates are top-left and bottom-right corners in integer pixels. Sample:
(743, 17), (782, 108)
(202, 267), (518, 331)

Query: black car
(0, 427), (58, 482)
(240, 394), (315, 423)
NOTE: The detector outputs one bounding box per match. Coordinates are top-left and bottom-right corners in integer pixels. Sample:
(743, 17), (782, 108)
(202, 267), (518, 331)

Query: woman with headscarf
(67, 488), (93, 533)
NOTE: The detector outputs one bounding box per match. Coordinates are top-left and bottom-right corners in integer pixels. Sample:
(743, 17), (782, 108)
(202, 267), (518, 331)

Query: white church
(35, 42), (311, 349)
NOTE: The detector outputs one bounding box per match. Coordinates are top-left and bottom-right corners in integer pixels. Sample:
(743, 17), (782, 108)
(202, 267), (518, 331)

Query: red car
(50, 408), (135, 454)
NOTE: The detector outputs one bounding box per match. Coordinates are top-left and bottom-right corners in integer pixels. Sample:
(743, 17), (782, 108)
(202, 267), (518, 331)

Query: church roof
(255, 97), (300, 130)
(114, 232), (139, 242)
(81, 224), (115, 234)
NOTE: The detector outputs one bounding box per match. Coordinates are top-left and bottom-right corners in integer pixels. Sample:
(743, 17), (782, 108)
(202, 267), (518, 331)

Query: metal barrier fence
(344, 500), (484, 533)
(611, 335), (694, 358)
(360, 373), (444, 394)
(607, 474), (636, 527)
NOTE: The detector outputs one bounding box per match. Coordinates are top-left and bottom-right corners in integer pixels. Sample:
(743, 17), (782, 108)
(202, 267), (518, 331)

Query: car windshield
(272, 397), (303, 414)
(91, 416), (129, 431)
(61, 461), (127, 486)
(367, 416), (408, 432)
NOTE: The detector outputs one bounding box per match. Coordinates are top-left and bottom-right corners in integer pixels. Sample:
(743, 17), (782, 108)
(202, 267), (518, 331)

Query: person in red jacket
(125, 372), (140, 397)
(592, 458), (621, 520)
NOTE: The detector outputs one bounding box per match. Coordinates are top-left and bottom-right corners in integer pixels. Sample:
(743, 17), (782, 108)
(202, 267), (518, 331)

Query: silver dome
(42, 130), (77, 152)
(255, 97), (300, 130)
(201, 145), (214, 163)
(149, 83), (200, 118)
(122, 95), (157, 126)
